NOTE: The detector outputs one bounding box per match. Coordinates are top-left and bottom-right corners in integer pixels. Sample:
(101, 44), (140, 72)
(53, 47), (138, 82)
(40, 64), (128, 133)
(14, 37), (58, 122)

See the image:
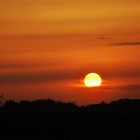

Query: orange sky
(0, 0), (140, 105)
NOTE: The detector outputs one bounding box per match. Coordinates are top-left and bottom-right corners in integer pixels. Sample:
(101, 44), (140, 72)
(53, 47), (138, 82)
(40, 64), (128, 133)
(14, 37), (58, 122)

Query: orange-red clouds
(0, 0), (140, 104)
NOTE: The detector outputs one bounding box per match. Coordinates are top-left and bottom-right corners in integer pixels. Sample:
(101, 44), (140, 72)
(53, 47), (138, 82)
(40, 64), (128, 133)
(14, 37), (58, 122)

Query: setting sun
(84, 73), (102, 87)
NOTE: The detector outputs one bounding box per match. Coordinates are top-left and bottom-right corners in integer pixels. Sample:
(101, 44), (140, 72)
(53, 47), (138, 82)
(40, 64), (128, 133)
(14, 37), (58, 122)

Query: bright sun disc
(84, 73), (102, 87)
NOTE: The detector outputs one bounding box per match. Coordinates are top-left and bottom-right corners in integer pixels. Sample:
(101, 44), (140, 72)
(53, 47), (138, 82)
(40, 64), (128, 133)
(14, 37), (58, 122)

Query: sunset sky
(0, 0), (140, 105)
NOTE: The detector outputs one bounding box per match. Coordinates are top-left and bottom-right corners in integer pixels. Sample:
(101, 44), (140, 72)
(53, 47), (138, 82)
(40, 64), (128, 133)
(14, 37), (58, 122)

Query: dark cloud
(98, 36), (111, 40)
(111, 42), (140, 46)
(0, 70), (76, 85)
(119, 85), (140, 90)
(0, 33), (95, 40)
(0, 62), (58, 69)
(105, 84), (140, 91)
(104, 70), (140, 79)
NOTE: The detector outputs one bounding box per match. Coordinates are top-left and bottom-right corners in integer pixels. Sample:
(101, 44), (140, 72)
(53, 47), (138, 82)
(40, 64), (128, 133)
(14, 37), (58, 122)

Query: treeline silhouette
(1, 98), (140, 114)
(1, 99), (77, 113)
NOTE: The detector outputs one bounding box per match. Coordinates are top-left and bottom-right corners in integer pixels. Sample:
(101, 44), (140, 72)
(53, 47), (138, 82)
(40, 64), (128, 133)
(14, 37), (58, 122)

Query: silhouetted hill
(80, 99), (140, 113)
(1, 98), (140, 114)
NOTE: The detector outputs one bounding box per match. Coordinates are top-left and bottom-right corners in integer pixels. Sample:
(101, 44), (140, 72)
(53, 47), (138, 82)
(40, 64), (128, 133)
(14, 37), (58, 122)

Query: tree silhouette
(0, 93), (4, 107)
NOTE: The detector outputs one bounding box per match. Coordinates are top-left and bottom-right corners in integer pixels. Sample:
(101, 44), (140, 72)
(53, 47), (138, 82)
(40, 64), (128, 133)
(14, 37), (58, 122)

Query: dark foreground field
(0, 99), (140, 139)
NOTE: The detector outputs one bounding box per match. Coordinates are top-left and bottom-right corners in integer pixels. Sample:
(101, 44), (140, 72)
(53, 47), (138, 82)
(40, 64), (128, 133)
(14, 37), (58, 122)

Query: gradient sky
(0, 0), (140, 105)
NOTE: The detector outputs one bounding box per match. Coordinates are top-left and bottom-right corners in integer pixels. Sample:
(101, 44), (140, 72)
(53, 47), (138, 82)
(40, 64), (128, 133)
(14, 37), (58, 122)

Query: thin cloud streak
(0, 62), (58, 69)
(104, 84), (140, 91)
(0, 70), (76, 85)
(111, 42), (140, 46)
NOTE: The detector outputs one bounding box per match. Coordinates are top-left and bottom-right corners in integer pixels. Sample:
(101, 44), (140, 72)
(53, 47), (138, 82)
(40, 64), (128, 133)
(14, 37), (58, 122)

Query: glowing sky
(0, 0), (140, 104)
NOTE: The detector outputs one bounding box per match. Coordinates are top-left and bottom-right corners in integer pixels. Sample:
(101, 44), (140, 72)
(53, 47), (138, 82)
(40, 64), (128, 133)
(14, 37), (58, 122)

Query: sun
(84, 73), (102, 87)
